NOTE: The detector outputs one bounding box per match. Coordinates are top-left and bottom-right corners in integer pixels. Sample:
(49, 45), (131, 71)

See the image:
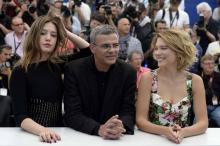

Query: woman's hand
(174, 125), (186, 144)
(39, 128), (61, 143)
(163, 126), (179, 144)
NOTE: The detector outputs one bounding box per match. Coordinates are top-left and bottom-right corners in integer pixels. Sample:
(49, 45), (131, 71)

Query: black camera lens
(28, 4), (36, 13)
(197, 15), (204, 28)
(150, 0), (158, 4)
(102, 5), (112, 15)
(74, 0), (82, 7)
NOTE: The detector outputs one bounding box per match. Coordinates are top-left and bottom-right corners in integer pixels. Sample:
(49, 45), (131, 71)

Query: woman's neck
(157, 66), (183, 79)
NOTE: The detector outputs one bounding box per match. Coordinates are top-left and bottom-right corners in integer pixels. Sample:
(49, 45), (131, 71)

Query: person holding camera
(69, 0), (91, 27)
(97, 1), (122, 30)
(194, 2), (219, 55)
(16, 0), (39, 26)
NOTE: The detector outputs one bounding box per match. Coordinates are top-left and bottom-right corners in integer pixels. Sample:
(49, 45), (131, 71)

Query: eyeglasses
(202, 62), (215, 65)
(94, 43), (120, 50)
(12, 23), (24, 27)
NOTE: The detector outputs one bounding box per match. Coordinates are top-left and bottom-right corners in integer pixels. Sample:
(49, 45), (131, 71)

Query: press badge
(0, 88), (7, 96)
(212, 96), (218, 106)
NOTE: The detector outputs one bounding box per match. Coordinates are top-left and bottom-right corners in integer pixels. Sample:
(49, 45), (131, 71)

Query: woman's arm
(10, 67), (60, 143)
(181, 74), (208, 137)
(66, 29), (89, 49)
(21, 118), (60, 143)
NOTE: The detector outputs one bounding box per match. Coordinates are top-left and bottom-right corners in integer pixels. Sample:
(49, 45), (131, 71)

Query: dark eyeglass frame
(93, 43), (120, 50)
(12, 23), (24, 27)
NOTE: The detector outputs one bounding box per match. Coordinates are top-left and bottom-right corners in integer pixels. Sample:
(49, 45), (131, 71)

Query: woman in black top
(10, 15), (89, 143)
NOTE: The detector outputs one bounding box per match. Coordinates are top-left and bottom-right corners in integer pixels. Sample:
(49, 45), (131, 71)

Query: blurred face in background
(201, 59), (215, 75)
(155, 22), (167, 33)
(198, 6), (211, 20)
(117, 18), (131, 36)
(54, 1), (63, 9)
(90, 19), (103, 30)
(129, 53), (143, 71)
(0, 48), (12, 63)
(11, 17), (24, 34)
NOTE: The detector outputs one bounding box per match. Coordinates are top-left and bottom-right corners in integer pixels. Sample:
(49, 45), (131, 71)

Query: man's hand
(98, 115), (126, 139)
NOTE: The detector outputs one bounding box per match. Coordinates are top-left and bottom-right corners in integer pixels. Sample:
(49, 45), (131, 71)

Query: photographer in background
(16, 0), (39, 26)
(147, 0), (164, 20)
(69, 0), (91, 27)
(97, 1), (123, 29)
(194, 2), (219, 55)
(131, 3), (154, 54)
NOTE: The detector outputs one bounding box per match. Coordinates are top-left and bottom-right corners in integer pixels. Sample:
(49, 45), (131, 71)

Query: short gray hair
(127, 50), (144, 62)
(196, 2), (212, 15)
(90, 25), (119, 44)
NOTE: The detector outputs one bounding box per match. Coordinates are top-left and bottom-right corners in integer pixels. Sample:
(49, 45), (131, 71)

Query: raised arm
(66, 29), (89, 49)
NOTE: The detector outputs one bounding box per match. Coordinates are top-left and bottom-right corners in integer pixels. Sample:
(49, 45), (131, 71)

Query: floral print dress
(149, 70), (194, 128)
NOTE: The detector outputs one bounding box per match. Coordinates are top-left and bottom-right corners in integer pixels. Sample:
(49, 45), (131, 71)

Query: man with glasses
(4, 16), (28, 59)
(64, 25), (136, 139)
(200, 55), (220, 127)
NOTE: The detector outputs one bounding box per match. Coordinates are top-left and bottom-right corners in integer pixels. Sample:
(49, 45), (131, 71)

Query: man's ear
(90, 43), (96, 54)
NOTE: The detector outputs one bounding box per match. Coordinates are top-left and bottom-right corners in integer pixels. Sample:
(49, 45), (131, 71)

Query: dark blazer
(202, 71), (220, 106)
(64, 56), (136, 135)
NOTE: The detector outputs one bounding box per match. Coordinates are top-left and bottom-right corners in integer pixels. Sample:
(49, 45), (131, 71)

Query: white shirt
(4, 31), (27, 57)
(213, 7), (220, 21)
(206, 41), (220, 56)
(154, 8), (189, 29)
(74, 2), (91, 26)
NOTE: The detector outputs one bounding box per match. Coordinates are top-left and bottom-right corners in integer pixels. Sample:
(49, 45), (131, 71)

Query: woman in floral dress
(136, 29), (208, 144)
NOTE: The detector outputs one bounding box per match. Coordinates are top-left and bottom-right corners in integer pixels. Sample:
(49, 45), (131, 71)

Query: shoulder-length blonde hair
(152, 29), (196, 71)
(20, 15), (67, 71)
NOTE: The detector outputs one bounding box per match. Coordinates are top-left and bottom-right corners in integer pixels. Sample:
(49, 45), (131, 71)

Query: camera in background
(102, 5), (112, 15)
(197, 14), (205, 28)
(149, 0), (158, 4)
(28, 4), (37, 13)
(61, 5), (71, 17)
(73, 0), (82, 7)
(122, 5), (140, 19)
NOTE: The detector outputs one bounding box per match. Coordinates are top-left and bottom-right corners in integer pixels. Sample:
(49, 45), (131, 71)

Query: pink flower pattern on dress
(149, 70), (193, 127)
